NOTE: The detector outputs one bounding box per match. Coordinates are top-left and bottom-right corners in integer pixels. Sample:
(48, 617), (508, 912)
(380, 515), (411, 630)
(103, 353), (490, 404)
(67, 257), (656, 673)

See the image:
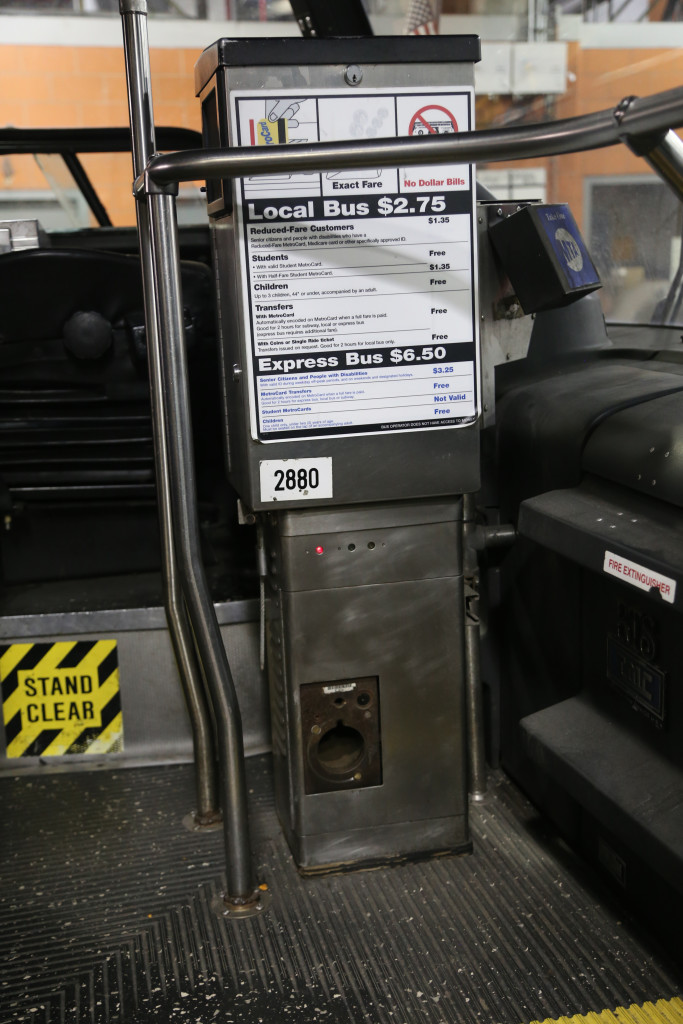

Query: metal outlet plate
(301, 676), (382, 795)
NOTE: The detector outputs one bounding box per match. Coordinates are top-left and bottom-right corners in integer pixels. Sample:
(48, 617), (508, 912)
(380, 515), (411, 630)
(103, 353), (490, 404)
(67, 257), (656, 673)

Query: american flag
(403, 0), (441, 34)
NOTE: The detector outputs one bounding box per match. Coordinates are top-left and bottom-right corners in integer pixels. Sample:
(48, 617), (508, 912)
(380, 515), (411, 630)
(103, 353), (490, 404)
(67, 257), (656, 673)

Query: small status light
(315, 545), (324, 555)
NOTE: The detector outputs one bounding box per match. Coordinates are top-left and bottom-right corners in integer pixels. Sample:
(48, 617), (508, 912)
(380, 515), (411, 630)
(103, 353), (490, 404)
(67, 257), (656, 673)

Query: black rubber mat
(1, 758), (680, 1024)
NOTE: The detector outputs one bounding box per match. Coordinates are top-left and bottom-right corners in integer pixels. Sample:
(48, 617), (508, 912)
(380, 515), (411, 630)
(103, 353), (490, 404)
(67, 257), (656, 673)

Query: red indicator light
(315, 545), (324, 555)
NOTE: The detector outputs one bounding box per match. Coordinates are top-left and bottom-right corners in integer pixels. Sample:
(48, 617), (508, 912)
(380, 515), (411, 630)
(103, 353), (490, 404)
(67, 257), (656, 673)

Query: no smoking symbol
(409, 105), (459, 136)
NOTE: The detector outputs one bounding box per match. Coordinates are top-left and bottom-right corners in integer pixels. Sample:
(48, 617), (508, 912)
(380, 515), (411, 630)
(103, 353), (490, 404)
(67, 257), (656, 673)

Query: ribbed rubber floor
(1, 758), (680, 1024)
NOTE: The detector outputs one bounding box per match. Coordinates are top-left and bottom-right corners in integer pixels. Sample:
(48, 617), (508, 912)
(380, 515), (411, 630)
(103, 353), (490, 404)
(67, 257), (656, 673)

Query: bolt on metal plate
(212, 886), (272, 920)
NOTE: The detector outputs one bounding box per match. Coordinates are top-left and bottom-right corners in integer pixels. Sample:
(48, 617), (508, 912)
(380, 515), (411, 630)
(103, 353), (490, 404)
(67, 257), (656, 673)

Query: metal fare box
(195, 36), (481, 511)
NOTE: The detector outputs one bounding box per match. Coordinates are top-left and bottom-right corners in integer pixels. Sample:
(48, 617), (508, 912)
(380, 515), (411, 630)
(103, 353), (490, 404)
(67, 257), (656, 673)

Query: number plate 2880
(259, 458), (333, 502)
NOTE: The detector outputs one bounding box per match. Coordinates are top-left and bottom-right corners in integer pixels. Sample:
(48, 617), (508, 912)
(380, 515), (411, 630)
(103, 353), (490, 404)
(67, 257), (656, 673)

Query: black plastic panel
(195, 35), (481, 92)
(517, 476), (683, 611)
(583, 389), (683, 510)
(495, 359), (683, 521)
(521, 695), (683, 892)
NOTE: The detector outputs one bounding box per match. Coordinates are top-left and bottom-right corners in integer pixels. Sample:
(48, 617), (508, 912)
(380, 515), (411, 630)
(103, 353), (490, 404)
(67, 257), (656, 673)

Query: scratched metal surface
(1, 757), (680, 1024)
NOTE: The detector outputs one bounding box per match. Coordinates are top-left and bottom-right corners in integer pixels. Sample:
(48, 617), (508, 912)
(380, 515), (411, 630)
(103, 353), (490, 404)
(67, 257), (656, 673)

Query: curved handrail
(145, 87), (683, 186)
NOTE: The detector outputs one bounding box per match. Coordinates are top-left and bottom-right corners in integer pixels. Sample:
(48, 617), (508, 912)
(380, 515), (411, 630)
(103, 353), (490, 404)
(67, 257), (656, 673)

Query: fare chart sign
(231, 88), (478, 443)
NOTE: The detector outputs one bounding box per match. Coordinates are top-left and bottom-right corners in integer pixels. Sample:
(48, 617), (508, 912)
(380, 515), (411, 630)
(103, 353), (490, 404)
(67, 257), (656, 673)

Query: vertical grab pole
(145, 190), (260, 909)
(119, 0), (220, 824)
(120, 0), (263, 913)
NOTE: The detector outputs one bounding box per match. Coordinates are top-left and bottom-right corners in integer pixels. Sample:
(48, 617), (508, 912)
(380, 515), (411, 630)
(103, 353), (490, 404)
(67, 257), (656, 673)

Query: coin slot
(316, 723), (365, 775)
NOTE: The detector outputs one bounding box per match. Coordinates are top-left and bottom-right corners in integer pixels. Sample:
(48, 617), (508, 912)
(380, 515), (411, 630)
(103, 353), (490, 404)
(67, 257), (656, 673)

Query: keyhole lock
(344, 64), (363, 86)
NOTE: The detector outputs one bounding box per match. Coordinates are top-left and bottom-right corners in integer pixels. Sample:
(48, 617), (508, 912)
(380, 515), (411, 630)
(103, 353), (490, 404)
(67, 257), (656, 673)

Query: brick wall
(0, 43), (201, 225)
(480, 41), (682, 227)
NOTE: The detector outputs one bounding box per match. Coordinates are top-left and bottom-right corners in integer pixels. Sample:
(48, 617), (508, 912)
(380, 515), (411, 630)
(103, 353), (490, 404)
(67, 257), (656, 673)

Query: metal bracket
(212, 886), (272, 920)
(134, 167), (179, 198)
(613, 94), (637, 130)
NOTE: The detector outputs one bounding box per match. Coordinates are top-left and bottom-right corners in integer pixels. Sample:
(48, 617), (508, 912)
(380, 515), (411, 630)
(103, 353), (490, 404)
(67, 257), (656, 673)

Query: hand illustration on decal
(267, 99), (303, 129)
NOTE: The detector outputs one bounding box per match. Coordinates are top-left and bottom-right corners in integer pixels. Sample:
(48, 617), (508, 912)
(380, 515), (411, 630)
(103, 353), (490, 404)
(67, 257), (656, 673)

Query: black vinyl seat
(0, 247), (216, 584)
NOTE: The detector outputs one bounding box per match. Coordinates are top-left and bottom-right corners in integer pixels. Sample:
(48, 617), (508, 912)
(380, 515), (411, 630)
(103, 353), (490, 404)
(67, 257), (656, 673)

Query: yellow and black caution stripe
(530, 997), (683, 1024)
(1, 639), (123, 758)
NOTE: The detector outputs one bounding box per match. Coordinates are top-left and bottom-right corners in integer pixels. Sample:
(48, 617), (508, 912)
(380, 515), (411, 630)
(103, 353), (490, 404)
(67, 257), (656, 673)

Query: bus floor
(1, 755), (681, 1024)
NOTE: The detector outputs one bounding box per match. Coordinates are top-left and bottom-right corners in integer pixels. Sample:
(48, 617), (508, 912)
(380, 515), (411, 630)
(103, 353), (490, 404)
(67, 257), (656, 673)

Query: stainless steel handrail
(145, 85), (683, 186)
(145, 188), (255, 899)
(122, 0), (257, 908)
(121, 0), (220, 828)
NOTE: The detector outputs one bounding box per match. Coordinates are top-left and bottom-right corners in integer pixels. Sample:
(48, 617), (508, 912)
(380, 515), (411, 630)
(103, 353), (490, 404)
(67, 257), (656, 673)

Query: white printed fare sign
(230, 86), (479, 444)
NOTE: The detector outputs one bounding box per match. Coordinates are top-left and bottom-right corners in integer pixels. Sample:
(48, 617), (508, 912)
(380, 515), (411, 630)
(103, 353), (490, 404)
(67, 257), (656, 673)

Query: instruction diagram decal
(409, 104), (459, 135)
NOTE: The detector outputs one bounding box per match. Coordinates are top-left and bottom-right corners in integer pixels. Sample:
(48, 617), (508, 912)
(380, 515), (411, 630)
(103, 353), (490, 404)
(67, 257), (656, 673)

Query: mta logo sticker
(555, 227), (584, 272)
(1, 640), (122, 758)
